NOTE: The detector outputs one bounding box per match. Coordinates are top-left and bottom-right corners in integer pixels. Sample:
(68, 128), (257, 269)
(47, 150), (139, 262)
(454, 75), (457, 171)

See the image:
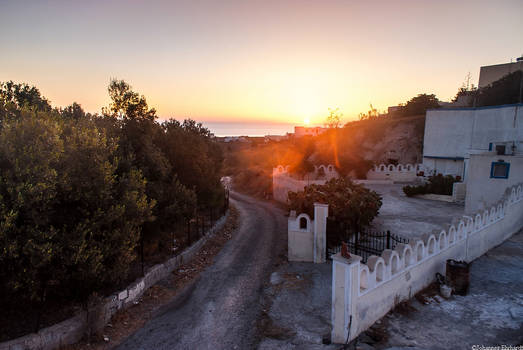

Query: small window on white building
(490, 161), (510, 179)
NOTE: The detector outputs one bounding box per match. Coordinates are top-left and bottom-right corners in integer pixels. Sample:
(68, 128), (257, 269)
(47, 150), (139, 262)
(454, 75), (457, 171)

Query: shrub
(288, 177), (382, 234)
(403, 174), (459, 197)
(0, 112), (154, 310)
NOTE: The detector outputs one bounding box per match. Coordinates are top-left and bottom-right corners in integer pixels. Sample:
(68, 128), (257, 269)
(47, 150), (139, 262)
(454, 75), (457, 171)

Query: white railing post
(313, 203), (329, 263)
(331, 253), (361, 344)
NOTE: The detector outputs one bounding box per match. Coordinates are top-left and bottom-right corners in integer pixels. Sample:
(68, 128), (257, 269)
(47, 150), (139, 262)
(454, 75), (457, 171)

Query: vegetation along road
(117, 191), (287, 350)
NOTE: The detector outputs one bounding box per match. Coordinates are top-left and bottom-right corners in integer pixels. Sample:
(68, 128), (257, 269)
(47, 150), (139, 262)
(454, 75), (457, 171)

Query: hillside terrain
(221, 114), (425, 198)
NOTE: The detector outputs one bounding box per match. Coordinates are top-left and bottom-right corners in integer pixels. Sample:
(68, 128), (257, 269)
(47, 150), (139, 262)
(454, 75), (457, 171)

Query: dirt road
(117, 192), (287, 350)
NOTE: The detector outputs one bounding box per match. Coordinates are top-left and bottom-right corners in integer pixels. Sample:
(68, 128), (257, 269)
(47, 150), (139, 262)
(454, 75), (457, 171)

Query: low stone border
(354, 179), (394, 185)
(414, 193), (454, 202)
(0, 211), (229, 350)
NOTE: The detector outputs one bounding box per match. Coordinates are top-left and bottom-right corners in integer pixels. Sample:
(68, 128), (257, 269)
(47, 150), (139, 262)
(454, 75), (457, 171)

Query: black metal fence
(173, 189), (230, 253)
(327, 220), (409, 263)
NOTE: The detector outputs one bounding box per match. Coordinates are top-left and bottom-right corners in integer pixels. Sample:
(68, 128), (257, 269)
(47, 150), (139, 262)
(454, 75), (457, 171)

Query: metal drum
(446, 259), (470, 296)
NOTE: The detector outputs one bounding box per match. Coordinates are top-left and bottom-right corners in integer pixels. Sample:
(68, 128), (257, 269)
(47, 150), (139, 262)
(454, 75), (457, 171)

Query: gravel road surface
(117, 192), (287, 350)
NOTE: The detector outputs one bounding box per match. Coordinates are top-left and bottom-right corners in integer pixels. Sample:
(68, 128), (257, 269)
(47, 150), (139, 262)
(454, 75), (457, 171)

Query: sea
(201, 121), (295, 137)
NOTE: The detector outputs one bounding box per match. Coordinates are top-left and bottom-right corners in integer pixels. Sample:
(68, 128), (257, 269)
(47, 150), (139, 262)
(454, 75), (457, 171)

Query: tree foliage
(398, 93), (440, 117)
(476, 71), (523, 107)
(0, 79), (225, 334)
(0, 112), (153, 306)
(287, 178), (382, 233)
(325, 107), (342, 128)
(452, 71), (523, 107)
(403, 174), (458, 197)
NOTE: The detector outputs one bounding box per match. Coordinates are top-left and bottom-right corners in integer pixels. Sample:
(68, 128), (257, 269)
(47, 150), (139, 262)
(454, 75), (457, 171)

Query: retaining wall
(331, 183), (523, 344)
(0, 212), (229, 350)
(366, 163), (423, 182)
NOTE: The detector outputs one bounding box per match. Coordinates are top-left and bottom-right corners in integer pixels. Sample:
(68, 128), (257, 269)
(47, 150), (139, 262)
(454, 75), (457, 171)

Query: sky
(1, 0), (522, 125)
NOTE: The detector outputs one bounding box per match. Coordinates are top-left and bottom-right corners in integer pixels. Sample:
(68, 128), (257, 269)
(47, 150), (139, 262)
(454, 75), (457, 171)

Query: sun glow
(304, 118), (310, 125)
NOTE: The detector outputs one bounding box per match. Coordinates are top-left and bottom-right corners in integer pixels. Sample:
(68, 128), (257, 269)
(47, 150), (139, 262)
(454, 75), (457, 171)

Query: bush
(0, 112), (154, 309)
(403, 174), (459, 197)
(0, 81), (226, 337)
(288, 177), (382, 234)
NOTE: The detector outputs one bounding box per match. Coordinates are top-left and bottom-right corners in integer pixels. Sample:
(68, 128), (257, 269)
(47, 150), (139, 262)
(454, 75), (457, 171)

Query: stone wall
(331, 183), (523, 344)
(366, 163), (423, 182)
(288, 203), (328, 263)
(0, 211), (229, 350)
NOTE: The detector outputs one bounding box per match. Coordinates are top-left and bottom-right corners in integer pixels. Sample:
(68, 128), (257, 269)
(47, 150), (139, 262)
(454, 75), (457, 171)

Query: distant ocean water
(202, 121), (295, 137)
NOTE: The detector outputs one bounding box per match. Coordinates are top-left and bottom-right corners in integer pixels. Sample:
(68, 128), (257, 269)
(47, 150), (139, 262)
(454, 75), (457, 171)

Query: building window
(490, 161), (510, 179)
(299, 217), (308, 230)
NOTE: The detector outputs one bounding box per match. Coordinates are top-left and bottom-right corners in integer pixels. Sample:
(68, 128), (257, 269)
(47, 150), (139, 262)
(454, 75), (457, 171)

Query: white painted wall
(288, 213), (314, 262)
(288, 203), (328, 263)
(423, 104), (523, 177)
(452, 182), (466, 202)
(465, 154), (523, 213)
(331, 182), (523, 344)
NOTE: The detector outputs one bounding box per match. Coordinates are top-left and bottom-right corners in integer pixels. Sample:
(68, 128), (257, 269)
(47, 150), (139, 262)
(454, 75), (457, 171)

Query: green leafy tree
(60, 102), (88, 120)
(399, 93), (440, 117)
(288, 177), (382, 234)
(102, 80), (196, 260)
(476, 70), (523, 106)
(0, 112), (153, 330)
(326, 107), (342, 128)
(0, 81), (52, 126)
(160, 119), (224, 209)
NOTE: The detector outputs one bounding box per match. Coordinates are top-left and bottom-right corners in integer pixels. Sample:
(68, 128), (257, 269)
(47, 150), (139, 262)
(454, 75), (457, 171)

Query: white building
(294, 126), (326, 138)
(422, 103), (523, 179)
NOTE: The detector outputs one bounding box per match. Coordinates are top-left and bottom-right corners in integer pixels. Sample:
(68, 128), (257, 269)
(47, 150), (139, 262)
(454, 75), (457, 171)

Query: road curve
(117, 192), (287, 350)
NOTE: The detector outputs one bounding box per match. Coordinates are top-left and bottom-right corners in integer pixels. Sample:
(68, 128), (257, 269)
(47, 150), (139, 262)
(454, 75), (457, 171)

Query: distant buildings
(264, 135), (287, 142)
(294, 126), (327, 138)
(220, 136), (249, 143)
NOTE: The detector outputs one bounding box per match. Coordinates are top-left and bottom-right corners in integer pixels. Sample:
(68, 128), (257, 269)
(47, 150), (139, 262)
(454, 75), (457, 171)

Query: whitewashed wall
(288, 212), (314, 262)
(465, 154), (523, 213)
(423, 104), (523, 177)
(331, 183), (523, 344)
(288, 203), (329, 263)
(366, 163), (422, 182)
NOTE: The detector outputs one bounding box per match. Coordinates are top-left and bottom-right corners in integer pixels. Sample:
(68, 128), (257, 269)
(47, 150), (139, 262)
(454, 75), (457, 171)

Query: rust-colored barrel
(446, 259), (470, 296)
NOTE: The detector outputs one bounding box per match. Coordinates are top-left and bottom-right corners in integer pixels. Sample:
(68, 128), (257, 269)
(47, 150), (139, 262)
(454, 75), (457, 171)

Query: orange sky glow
(1, 0), (522, 125)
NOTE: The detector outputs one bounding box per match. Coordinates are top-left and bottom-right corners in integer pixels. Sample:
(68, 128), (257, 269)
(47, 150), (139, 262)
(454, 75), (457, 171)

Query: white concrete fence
(331, 183), (523, 344)
(366, 163), (424, 182)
